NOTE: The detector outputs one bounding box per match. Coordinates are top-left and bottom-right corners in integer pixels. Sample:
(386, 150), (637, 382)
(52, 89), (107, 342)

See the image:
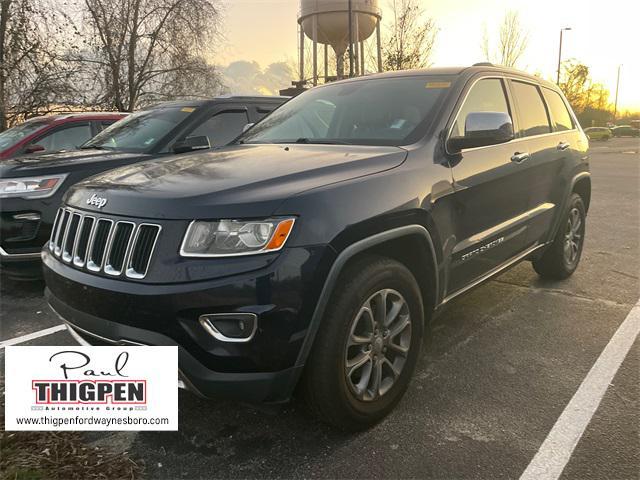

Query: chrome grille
(49, 208), (161, 279)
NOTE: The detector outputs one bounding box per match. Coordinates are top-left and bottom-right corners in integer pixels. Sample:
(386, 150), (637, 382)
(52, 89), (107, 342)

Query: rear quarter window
(542, 88), (574, 132)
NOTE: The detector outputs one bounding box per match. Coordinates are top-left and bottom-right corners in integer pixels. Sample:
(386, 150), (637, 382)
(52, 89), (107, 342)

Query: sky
(218, 0), (639, 111)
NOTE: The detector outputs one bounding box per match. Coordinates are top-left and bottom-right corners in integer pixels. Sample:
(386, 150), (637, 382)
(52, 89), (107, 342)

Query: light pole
(556, 27), (572, 84)
(613, 64), (622, 122)
(348, 0), (354, 77)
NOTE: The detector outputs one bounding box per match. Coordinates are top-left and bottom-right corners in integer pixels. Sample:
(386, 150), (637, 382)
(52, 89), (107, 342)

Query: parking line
(0, 324), (67, 349)
(520, 301), (640, 480)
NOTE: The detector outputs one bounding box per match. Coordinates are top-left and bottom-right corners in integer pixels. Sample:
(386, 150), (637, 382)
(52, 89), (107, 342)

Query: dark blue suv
(43, 65), (591, 430)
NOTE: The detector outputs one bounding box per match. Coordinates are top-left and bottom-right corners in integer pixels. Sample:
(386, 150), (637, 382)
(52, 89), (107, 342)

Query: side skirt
(438, 242), (548, 307)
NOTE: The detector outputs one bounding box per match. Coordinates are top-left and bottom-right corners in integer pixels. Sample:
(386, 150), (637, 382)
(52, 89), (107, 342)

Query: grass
(0, 388), (143, 480)
(0, 430), (143, 480)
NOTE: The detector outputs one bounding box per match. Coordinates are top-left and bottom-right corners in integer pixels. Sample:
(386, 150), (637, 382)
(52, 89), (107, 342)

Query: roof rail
(472, 62), (495, 67)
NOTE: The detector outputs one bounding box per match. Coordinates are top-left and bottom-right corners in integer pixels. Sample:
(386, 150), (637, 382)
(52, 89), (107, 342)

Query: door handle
(557, 142), (570, 151)
(511, 152), (530, 163)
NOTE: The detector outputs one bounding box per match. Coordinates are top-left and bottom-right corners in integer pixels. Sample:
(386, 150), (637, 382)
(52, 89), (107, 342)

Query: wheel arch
(572, 172), (591, 212)
(293, 225), (439, 373)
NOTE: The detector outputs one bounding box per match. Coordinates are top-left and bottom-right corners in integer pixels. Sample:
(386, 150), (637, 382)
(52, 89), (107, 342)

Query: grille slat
(49, 209), (63, 251)
(87, 219), (113, 271)
(53, 210), (71, 256)
(73, 216), (95, 267)
(105, 222), (134, 275)
(127, 225), (161, 278)
(62, 214), (81, 262)
(50, 207), (160, 279)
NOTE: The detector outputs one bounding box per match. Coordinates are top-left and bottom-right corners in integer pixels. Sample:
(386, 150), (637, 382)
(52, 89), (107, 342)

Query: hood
(0, 149), (152, 178)
(65, 144), (408, 219)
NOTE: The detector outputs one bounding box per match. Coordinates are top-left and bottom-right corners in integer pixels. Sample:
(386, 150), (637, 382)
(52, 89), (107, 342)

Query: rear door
(510, 81), (577, 248)
(446, 77), (530, 295)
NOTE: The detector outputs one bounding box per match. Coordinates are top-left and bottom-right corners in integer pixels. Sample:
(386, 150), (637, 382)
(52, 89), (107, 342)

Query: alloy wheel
(344, 289), (412, 402)
(564, 207), (583, 265)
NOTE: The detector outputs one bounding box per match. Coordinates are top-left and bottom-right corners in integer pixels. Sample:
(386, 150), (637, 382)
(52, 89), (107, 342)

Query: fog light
(199, 313), (258, 343)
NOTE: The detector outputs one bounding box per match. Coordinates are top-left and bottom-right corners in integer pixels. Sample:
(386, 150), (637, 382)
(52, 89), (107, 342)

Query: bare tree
(482, 10), (528, 68)
(0, 0), (75, 130)
(64, 0), (224, 112)
(383, 0), (438, 71)
(557, 59), (617, 126)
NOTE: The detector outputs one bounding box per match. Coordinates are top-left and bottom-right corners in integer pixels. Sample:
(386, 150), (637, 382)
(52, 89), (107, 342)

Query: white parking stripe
(520, 301), (640, 480)
(0, 324), (67, 349)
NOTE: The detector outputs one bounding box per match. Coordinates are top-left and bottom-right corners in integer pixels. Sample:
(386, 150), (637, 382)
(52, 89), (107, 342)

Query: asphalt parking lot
(1, 137), (638, 479)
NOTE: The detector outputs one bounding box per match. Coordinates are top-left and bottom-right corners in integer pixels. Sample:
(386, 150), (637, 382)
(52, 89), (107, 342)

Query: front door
(446, 77), (531, 296)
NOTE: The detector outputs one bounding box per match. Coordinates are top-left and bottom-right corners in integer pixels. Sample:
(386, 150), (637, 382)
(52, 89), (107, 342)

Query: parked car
(584, 126), (611, 141)
(611, 125), (640, 137)
(0, 112), (126, 160)
(0, 96), (286, 278)
(43, 65), (590, 430)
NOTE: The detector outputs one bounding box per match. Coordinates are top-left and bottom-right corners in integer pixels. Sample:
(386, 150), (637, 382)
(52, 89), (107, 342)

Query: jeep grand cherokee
(43, 65), (590, 430)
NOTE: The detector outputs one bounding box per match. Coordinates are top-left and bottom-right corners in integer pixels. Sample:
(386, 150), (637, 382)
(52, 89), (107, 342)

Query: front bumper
(0, 245), (42, 278)
(48, 298), (302, 402)
(0, 197), (57, 276)
(43, 244), (335, 403)
(1, 197), (57, 256)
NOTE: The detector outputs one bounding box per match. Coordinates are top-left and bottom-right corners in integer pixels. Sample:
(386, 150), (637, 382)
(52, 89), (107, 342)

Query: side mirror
(172, 135), (211, 154)
(24, 144), (45, 154)
(447, 112), (514, 153)
(242, 123), (255, 133)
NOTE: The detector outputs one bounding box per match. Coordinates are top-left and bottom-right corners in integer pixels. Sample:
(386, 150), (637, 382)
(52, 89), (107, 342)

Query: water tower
(298, 0), (382, 85)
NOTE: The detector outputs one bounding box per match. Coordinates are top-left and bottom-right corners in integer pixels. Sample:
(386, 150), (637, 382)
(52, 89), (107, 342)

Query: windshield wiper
(294, 138), (352, 145)
(80, 144), (107, 150)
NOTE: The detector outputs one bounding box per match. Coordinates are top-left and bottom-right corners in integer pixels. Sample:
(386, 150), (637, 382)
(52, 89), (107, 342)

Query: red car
(0, 112), (127, 160)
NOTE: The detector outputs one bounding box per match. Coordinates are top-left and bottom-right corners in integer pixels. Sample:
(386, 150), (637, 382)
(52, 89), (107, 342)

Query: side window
(254, 106), (275, 122)
(188, 111), (250, 147)
(511, 81), (551, 137)
(451, 78), (510, 138)
(34, 124), (93, 152)
(100, 120), (117, 131)
(542, 88), (574, 132)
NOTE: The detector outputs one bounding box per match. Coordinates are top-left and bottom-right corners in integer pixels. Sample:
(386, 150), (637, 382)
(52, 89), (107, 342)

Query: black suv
(43, 66), (590, 430)
(0, 96), (286, 277)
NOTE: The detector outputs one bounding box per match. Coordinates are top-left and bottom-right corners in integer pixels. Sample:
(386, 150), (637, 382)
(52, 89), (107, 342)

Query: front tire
(302, 256), (424, 431)
(532, 193), (586, 279)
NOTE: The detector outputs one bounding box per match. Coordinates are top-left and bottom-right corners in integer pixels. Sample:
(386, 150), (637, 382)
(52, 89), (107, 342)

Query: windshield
(0, 121), (49, 150)
(83, 106), (195, 152)
(239, 75), (455, 146)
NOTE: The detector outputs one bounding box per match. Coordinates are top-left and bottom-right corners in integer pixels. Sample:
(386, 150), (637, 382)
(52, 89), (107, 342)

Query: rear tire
(302, 256), (424, 431)
(532, 193), (586, 280)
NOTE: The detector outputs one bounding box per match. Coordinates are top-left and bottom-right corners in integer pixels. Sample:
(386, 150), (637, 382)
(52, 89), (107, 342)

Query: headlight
(0, 174), (67, 199)
(180, 218), (296, 257)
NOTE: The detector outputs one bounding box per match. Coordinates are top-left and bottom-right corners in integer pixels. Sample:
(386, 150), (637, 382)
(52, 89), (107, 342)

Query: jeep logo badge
(86, 194), (108, 209)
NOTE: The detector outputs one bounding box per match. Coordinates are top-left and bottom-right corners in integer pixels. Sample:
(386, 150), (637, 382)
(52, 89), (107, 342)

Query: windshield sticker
(425, 82), (451, 89)
(181, 107), (196, 112)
